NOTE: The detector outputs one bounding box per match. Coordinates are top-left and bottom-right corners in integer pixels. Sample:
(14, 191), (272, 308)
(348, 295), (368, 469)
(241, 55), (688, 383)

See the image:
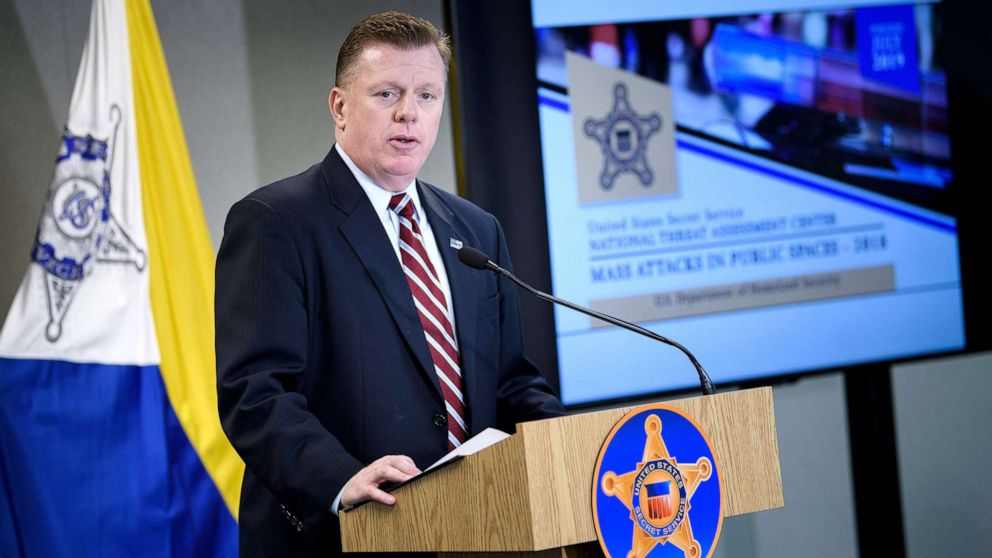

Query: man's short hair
(335, 11), (452, 87)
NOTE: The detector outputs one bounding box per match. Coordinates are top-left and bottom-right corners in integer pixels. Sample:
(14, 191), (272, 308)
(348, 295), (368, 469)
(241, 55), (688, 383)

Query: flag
(0, 0), (242, 555)
(645, 480), (673, 520)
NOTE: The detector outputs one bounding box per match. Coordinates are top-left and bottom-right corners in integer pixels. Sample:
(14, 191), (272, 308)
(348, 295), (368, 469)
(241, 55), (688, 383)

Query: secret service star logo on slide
(583, 82), (662, 191)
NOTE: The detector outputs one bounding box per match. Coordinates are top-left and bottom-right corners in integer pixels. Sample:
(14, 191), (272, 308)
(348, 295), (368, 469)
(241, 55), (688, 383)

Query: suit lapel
(322, 149), (443, 402)
(418, 183), (480, 434)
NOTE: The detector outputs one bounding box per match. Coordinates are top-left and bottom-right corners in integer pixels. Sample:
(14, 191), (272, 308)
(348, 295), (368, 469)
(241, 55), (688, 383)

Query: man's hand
(339, 455), (422, 508)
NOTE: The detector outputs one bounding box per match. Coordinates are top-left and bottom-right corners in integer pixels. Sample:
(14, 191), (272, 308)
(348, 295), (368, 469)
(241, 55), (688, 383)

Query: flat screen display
(530, 0), (963, 404)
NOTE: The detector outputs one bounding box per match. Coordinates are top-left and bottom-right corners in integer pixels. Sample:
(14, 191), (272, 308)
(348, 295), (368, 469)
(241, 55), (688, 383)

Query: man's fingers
(392, 456), (421, 476)
(349, 481), (397, 506)
(373, 464), (417, 485)
(365, 486), (396, 506)
(341, 474), (410, 506)
(376, 455), (421, 476)
(340, 455), (421, 507)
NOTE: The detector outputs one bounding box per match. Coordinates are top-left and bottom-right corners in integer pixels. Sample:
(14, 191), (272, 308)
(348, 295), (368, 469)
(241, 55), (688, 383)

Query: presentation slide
(532, 0), (964, 404)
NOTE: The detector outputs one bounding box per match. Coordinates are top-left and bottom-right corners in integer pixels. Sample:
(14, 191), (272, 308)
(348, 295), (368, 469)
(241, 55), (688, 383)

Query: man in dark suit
(215, 11), (565, 556)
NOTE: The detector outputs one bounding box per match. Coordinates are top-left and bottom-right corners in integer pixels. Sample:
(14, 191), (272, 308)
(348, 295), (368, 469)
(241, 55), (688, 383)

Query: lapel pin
(450, 238), (463, 249)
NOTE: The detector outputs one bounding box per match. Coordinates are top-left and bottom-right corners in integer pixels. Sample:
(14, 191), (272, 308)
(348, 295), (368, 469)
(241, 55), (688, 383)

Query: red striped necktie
(388, 193), (467, 449)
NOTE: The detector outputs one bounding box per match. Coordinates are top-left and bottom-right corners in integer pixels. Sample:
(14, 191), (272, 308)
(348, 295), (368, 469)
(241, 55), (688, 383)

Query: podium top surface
(340, 387), (783, 553)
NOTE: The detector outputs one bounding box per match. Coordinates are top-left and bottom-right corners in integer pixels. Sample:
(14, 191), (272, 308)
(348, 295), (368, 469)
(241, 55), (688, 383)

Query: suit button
(433, 412), (446, 427)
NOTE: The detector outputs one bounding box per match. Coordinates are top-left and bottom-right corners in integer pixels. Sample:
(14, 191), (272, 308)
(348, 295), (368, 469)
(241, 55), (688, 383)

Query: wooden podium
(340, 387), (783, 556)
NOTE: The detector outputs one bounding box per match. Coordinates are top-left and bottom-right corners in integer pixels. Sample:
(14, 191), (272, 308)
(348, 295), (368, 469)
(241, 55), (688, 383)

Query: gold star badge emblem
(600, 414), (713, 558)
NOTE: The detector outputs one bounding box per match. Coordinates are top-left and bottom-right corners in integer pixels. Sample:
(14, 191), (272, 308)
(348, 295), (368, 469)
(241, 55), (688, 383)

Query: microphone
(457, 246), (716, 396)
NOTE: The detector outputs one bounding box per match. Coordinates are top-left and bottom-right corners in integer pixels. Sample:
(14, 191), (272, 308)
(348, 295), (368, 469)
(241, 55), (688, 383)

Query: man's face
(330, 43), (445, 192)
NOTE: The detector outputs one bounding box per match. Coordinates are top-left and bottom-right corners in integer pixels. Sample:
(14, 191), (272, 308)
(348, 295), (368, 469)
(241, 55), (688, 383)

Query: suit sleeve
(491, 216), (568, 428)
(215, 197), (363, 535)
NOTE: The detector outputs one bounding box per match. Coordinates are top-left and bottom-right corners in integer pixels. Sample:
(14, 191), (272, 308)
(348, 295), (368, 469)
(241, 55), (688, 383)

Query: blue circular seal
(593, 405), (723, 558)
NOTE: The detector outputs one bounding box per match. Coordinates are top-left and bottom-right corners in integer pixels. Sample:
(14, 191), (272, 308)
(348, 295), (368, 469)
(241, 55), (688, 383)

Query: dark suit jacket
(215, 147), (565, 557)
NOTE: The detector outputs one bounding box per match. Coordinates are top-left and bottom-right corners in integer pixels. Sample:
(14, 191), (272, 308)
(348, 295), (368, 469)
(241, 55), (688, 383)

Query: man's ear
(329, 87), (346, 131)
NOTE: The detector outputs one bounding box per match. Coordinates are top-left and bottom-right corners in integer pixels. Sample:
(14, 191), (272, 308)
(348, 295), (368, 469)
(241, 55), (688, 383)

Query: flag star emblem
(33, 110), (146, 342)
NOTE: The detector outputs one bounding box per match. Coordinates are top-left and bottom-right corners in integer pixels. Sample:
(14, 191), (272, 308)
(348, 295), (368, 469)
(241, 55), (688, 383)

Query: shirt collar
(335, 143), (423, 222)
